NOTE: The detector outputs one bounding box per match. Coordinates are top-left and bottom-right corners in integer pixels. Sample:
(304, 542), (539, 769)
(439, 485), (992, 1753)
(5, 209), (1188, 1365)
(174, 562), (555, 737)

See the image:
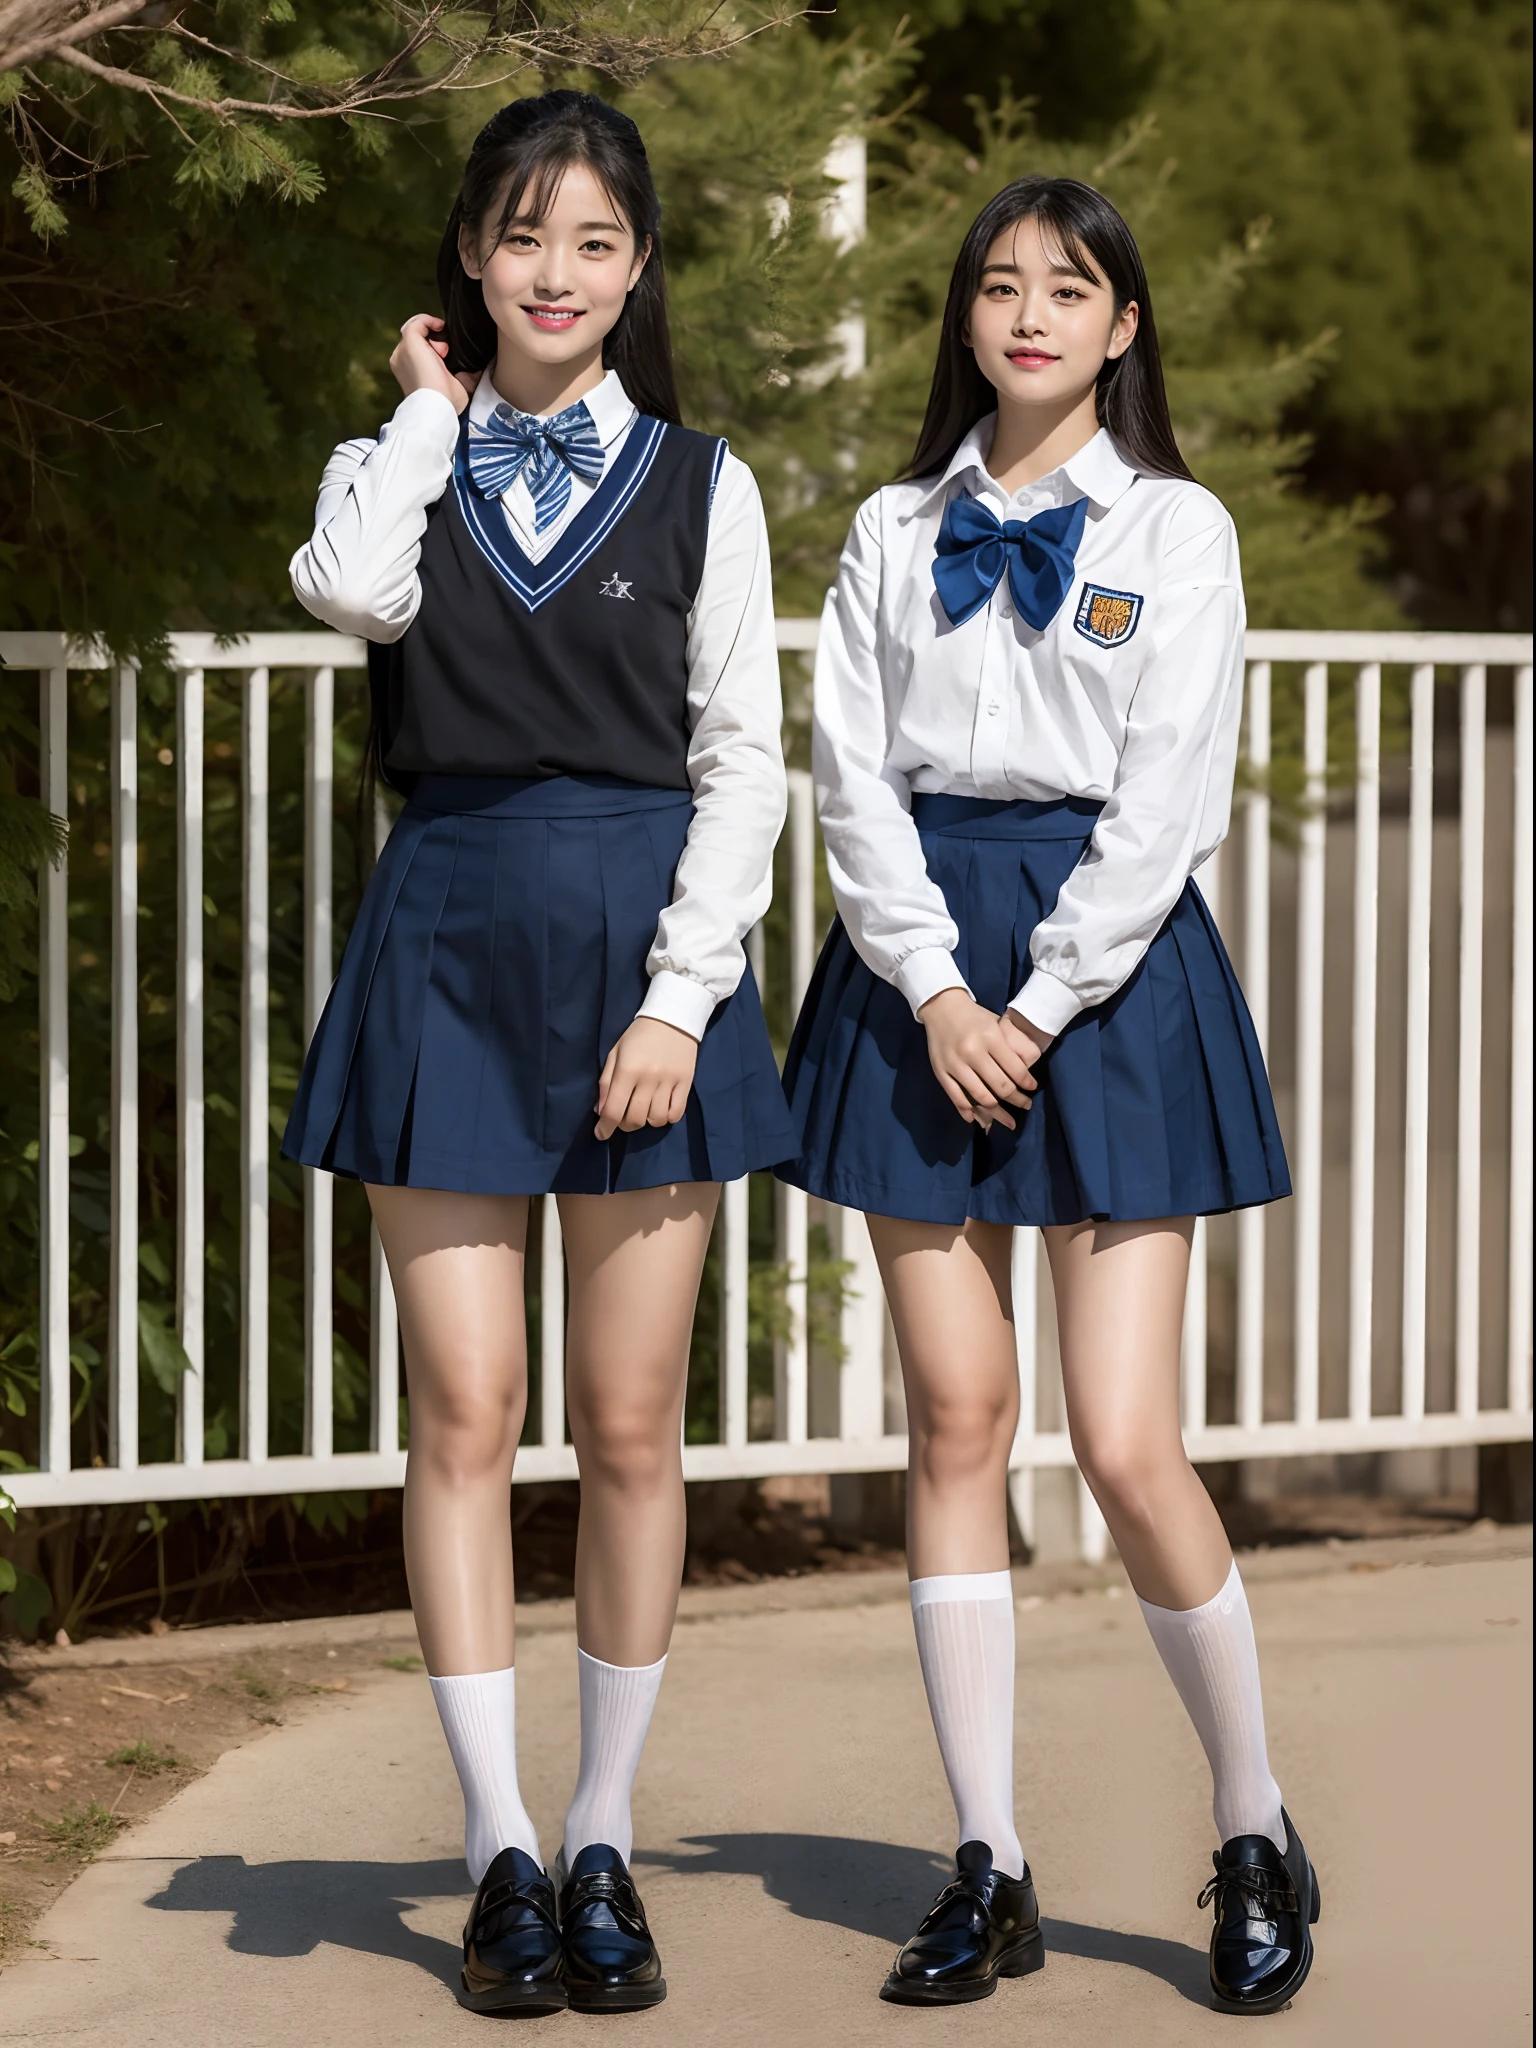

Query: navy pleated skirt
(778, 794), (1290, 1227)
(283, 774), (798, 1195)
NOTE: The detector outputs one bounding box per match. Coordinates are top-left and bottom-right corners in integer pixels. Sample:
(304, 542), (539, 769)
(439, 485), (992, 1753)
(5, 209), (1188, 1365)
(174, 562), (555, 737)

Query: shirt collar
(469, 366), (636, 449)
(913, 419), (1137, 514)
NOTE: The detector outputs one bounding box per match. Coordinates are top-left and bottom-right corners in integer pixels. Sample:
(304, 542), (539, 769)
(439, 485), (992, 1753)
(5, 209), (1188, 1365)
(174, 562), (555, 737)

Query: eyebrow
(980, 259), (1098, 282)
(507, 216), (625, 233)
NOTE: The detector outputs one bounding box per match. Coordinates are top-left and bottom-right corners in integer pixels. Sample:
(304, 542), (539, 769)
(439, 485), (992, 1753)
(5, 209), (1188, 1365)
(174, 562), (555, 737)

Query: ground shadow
(147, 1856), (467, 1988)
(639, 1835), (1209, 2007)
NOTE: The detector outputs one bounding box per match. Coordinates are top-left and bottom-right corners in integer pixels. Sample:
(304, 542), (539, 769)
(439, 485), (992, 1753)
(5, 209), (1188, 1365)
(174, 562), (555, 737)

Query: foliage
(104, 1737), (181, 1773)
(44, 1798), (121, 1857)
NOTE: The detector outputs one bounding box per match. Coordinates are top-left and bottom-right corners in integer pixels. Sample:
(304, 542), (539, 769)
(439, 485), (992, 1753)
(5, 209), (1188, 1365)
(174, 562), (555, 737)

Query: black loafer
(458, 1845), (567, 2015)
(881, 1840), (1045, 2005)
(1200, 1805), (1321, 2015)
(556, 1842), (667, 2012)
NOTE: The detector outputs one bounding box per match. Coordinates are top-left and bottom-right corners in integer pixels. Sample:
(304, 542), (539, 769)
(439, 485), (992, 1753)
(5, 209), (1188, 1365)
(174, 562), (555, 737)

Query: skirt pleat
(283, 774), (798, 1196)
(778, 795), (1290, 1227)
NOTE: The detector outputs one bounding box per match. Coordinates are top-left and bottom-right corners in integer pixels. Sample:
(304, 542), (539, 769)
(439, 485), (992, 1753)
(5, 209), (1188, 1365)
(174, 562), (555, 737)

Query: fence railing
(2, 627), (1531, 1553)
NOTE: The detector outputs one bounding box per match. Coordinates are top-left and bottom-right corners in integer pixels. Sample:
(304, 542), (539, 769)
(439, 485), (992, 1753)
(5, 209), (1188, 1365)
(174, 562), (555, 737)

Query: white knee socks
(429, 1666), (542, 1882)
(1138, 1560), (1286, 1850)
(910, 1572), (1024, 1879)
(562, 1649), (667, 1867)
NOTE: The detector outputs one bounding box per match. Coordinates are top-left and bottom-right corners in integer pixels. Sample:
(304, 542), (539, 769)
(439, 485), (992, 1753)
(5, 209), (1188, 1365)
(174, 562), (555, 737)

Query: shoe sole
(457, 1980), (568, 2017)
(565, 1979), (668, 2013)
(880, 1929), (1046, 2005)
(1209, 1862), (1321, 2017)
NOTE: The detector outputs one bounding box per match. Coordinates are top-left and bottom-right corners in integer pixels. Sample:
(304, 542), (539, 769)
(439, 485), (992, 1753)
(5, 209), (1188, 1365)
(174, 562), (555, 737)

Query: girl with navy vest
(286, 92), (795, 2017)
(779, 179), (1318, 2016)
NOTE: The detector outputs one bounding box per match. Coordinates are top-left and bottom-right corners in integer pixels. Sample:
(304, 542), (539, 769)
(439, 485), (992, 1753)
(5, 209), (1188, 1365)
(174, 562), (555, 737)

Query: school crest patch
(1074, 583), (1143, 648)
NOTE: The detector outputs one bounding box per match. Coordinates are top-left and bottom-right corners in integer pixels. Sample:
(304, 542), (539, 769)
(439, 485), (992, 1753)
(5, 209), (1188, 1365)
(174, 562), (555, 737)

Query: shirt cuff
(638, 970), (718, 1042)
(1008, 968), (1083, 1039)
(383, 387), (462, 457)
(894, 948), (970, 1019)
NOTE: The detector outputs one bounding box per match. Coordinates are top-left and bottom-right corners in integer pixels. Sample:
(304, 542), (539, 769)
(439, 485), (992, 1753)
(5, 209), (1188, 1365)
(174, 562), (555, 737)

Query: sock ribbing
(428, 1665), (542, 1883)
(1137, 1560), (1286, 1850)
(562, 1649), (667, 1867)
(909, 1571), (1023, 1879)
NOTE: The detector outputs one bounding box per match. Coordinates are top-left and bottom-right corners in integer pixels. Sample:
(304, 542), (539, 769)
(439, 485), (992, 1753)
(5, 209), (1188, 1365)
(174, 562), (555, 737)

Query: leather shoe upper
(558, 1843), (663, 1992)
(889, 1841), (1040, 1994)
(462, 1846), (562, 1993)
(1201, 1807), (1317, 2005)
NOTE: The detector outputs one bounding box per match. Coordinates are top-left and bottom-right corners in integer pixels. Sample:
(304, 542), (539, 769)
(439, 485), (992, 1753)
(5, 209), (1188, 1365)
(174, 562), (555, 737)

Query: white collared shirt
(813, 422), (1246, 1037)
(289, 370), (784, 1043)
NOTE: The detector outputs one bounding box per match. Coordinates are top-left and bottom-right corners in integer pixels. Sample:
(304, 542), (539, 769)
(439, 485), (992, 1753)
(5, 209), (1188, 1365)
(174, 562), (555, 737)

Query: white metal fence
(2, 627), (1531, 1543)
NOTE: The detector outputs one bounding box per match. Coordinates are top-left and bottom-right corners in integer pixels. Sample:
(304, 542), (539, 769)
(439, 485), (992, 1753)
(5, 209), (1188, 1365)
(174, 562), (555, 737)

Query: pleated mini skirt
(777, 794), (1290, 1227)
(282, 773), (799, 1195)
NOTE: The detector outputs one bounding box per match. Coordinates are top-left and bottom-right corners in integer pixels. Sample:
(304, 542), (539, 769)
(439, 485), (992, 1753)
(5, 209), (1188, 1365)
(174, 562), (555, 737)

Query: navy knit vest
(370, 416), (724, 790)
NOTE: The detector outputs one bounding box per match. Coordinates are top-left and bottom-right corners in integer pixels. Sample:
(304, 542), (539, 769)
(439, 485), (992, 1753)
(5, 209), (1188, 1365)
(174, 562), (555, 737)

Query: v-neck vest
(370, 416), (725, 789)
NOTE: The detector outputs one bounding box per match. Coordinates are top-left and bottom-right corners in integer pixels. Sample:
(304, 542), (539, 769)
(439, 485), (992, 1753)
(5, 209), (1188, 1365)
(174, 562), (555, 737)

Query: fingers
(593, 1060), (691, 1140)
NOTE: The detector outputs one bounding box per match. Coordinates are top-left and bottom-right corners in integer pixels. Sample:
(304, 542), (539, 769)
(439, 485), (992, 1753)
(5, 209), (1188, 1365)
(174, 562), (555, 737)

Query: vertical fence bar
(837, 1207), (886, 1441)
(369, 785), (400, 1454)
(720, 1175), (750, 1448)
(302, 667), (334, 1460)
(1509, 665), (1534, 1416)
(1077, 1475), (1109, 1563)
(1348, 663), (1381, 1422)
(108, 664), (139, 1471)
(1401, 664), (1436, 1422)
(775, 770), (816, 1444)
(540, 1197), (565, 1448)
(1007, 1227), (1038, 1552)
(240, 668), (269, 1465)
(1293, 663), (1328, 1427)
(370, 1234), (400, 1453)
(1237, 663), (1271, 1431)
(176, 669), (205, 1468)
(38, 662), (71, 1473)
(1455, 667), (1486, 1417)
(1181, 850), (1219, 1432)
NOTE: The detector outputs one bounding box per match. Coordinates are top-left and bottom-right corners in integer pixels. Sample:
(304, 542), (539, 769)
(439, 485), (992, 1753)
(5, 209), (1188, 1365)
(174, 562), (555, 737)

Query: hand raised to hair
(389, 314), (481, 415)
(918, 988), (1040, 1130)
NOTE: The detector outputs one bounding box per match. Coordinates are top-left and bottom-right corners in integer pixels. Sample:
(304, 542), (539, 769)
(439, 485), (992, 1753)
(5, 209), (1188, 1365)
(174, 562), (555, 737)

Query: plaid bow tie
(466, 398), (606, 533)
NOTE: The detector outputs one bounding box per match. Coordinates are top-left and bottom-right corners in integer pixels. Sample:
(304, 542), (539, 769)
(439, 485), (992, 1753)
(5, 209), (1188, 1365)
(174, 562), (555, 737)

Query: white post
(109, 664), (138, 1472)
(303, 667), (334, 1460)
(540, 1196), (565, 1448)
(1509, 666), (1534, 1416)
(1455, 667), (1486, 1417)
(1008, 1227), (1038, 1552)
(775, 770), (815, 1444)
(176, 669), (205, 1468)
(370, 1229), (400, 1453)
(240, 669), (269, 1465)
(720, 1175), (750, 1448)
(1182, 853), (1219, 1434)
(837, 1207), (886, 1442)
(1348, 663), (1381, 1423)
(1237, 662), (1271, 1432)
(38, 664), (71, 1474)
(824, 133), (867, 379)
(1401, 664), (1436, 1422)
(1077, 1473), (1109, 1564)
(1292, 663), (1328, 1427)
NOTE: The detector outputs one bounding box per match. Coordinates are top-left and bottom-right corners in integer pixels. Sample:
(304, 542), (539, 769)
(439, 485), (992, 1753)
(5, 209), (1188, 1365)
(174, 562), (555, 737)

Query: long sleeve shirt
(811, 422), (1246, 1038)
(290, 369), (786, 1043)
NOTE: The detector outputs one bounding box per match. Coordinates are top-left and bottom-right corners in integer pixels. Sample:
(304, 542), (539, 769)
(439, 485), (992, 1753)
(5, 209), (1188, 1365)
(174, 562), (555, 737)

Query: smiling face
(965, 213), (1137, 414)
(459, 158), (650, 388)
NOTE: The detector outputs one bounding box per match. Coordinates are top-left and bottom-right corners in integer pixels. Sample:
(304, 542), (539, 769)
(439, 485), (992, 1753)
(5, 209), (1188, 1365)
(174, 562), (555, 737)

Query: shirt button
(987, 702), (1001, 717)
(998, 601), (1012, 619)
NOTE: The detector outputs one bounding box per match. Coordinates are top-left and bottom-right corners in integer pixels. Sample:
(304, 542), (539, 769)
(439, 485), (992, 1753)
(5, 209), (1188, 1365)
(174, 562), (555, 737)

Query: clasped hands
(918, 987), (1052, 1130)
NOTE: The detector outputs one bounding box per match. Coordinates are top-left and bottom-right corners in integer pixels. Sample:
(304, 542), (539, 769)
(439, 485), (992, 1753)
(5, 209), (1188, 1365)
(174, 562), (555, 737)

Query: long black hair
(437, 89), (681, 427)
(906, 176), (1190, 483)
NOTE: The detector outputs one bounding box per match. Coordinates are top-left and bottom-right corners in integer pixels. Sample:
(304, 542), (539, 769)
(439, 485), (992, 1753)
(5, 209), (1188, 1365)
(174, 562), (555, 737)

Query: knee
(569, 1394), (677, 1494)
(410, 1367), (522, 1487)
(910, 1383), (1016, 1488)
(1071, 1425), (1171, 1526)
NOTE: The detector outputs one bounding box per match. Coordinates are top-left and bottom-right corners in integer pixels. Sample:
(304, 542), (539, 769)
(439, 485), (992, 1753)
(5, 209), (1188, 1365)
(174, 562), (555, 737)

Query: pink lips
(1009, 350), (1058, 367)
(524, 307), (583, 331)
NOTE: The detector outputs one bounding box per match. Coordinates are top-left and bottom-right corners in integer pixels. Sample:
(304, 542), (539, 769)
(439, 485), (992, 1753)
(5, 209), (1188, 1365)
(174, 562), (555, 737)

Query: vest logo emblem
(599, 572), (635, 601)
(1074, 583), (1143, 647)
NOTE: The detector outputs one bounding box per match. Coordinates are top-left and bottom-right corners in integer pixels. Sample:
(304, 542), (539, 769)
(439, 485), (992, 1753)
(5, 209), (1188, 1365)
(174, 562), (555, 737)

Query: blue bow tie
(932, 491), (1089, 630)
(466, 398), (606, 533)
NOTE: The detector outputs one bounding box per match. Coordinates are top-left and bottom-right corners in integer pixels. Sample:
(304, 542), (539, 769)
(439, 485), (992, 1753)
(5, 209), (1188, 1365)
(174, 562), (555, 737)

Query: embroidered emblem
(599, 572), (635, 601)
(1074, 583), (1143, 648)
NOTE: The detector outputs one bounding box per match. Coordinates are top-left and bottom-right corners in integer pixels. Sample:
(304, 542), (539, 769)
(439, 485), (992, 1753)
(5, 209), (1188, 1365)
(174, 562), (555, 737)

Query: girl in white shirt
(778, 177), (1316, 2016)
(286, 91), (794, 2017)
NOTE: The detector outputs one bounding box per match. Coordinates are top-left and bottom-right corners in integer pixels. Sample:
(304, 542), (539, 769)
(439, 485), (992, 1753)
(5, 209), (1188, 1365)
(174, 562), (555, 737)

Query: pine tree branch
(0, 0), (151, 76)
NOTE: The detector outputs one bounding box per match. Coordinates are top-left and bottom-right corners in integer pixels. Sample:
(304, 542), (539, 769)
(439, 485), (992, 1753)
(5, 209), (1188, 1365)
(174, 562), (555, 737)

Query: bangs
(492, 148), (633, 243)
